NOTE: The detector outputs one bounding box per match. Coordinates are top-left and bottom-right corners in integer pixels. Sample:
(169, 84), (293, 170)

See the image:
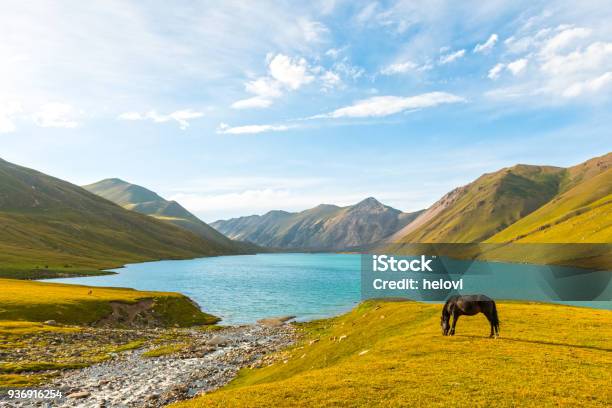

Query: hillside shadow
(459, 335), (611, 352)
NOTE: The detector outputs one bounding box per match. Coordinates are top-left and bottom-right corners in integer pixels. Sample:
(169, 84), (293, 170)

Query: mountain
(389, 153), (611, 245)
(487, 153), (611, 243)
(211, 197), (423, 250)
(389, 165), (567, 243)
(384, 152), (611, 268)
(0, 158), (245, 278)
(82, 178), (251, 253)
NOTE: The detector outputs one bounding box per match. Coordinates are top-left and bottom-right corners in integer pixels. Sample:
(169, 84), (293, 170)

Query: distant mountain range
(0, 159), (251, 278)
(1, 151), (609, 276)
(212, 152), (610, 267)
(211, 197), (423, 251)
(83, 178), (256, 253)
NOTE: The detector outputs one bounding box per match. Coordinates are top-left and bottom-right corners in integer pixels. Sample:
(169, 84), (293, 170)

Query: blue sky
(1, 1), (611, 221)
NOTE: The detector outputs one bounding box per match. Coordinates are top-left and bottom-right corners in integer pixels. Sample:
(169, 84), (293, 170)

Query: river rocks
(207, 335), (229, 346)
(67, 391), (90, 399)
(67, 391), (88, 399)
(8, 324), (296, 408)
(44, 320), (58, 326)
(257, 315), (296, 327)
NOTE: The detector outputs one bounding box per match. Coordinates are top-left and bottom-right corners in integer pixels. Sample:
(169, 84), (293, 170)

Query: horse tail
(491, 301), (500, 333)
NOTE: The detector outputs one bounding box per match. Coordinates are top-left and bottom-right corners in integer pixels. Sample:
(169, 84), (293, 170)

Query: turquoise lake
(49, 254), (362, 325)
(47, 253), (611, 325)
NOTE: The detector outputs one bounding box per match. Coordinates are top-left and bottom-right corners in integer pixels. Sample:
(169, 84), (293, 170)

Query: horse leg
(450, 312), (459, 336)
(484, 310), (495, 338)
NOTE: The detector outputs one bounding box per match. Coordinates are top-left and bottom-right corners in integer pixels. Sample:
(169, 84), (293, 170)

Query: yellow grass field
(0, 278), (217, 326)
(175, 300), (612, 408)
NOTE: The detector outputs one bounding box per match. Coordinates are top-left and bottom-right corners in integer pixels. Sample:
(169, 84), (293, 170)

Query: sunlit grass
(142, 343), (187, 358)
(174, 300), (612, 408)
(0, 278), (218, 326)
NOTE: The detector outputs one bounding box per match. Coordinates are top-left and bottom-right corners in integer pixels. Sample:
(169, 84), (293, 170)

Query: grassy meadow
(174, 300), (612, 408)
(0, 278), (218, 326)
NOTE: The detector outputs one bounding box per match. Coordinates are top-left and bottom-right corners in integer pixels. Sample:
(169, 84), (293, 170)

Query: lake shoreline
(44, 253), (611, 325)
(43, 253), (364, 326)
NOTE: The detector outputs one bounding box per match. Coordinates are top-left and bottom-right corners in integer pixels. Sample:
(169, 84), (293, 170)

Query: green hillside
(174, 300), (612, 407)
(393, 165), (566, 243)
(392, 153), (611, 245)
(212, 198), (422, 250)
(385, 153), (611, 268)
(83, 178), (252, 253)
(488, 154), (612, 243)
(0, 158), (245, 278)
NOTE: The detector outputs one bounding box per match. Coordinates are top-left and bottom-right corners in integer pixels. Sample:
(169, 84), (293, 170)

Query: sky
(1, 0), (611, 221)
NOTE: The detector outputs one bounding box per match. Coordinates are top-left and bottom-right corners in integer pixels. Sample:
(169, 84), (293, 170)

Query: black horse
(441, 294), (500, 338)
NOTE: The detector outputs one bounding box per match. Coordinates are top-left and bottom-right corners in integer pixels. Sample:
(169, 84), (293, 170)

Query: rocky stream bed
(2, 321), (296, 408)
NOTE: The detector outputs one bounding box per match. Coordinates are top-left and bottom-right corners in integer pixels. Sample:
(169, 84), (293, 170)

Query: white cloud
(32, 103), (78, 128)
(118, 109), (203, 129)
(0, 102), (21, 133)
(332, 61), (365, 80)
(541, 27), (591, 56)
(268, 54), (314, 90)
(541, 41), (612, 77)
(231, 97), (273, 109)
(488, 63), (505, 80)
(380, 61), (418, 75)
(439, 49), (465, 64)
(321, 70), (342, 90)
(489, 20), (612, 102)
(117, 112), (143, 120)
(244, 77), (283, 98)
(231, 76), (283, 109)
(507, 58), (528, 75)
(539, 40), (612, 99)
(231, 53), (317, 109)
(504, 26), (589, 56)
(474, 34), (498, 53)
(488, 59), (528, 80)
(504, 35), (535, 54)
(297, 18), (328, 43)
(325, 48), (342, 59)
(355, 3), (378, 24)
(216, 122), (292, 134)
(316, 92), (465, 119)
(563, 71), (612, 98)
(1, 2), (338, 127)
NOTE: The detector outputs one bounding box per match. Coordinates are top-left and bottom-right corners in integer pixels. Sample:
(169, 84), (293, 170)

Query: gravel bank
(4, 323), (295, 408)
